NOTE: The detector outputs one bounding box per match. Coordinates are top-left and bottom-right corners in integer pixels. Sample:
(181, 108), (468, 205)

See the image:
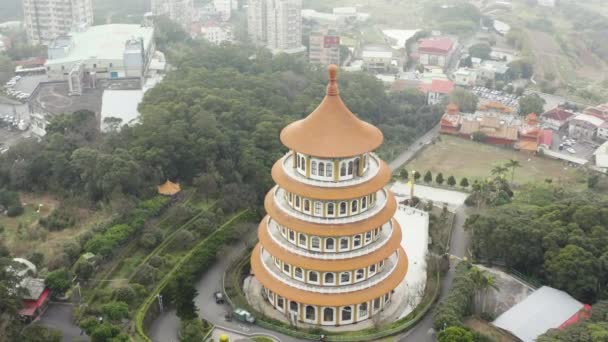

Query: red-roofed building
(418, 79), (454, 105)
(417, 37), (455, 67)
(538, 129), (553, 150)
(559, 304), (591, 329)
(440, 103), (462, 134)
(541, 107), (575, 130)
(18, 278), (50, 322)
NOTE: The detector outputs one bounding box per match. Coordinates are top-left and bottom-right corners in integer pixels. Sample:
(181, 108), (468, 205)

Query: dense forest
(0, 36), (440, 206)
(466, 184), (608, 303)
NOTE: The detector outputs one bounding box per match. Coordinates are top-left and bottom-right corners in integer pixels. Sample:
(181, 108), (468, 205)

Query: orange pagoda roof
(157, 180), (181, 196)
(280, 65), (383, 158)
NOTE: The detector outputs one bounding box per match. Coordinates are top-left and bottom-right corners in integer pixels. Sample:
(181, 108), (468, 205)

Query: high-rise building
(23, 0), (94, 45)
(247, 0), (305, 54)
(308, 27), (340, 66)
(213, 0), (232, 21)
(151, 0), (194, 31)
(250, 65), (408, 326)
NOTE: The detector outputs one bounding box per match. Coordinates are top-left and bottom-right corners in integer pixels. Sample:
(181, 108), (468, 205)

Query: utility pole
(156, 294), (164, 313)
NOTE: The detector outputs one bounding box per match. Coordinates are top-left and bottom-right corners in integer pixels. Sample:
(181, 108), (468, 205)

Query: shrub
(6, 205), (24, 217)
(75, 259), (95, 281)
(46, 269), (72, 294)
(433, 263), (476, 329)
(39, 207), (76, 231)
(138, 228), (164, 250)
(133, 264), (157, 286)
(100, 301), (130, 321)
(113, 286), (137, 305)
(148, 255), (164, 268)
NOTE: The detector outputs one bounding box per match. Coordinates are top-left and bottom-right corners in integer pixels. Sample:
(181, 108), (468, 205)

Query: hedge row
(135, 209), (255, 341)
(84, 196), (170, 256)
(433, 262), (476, 329)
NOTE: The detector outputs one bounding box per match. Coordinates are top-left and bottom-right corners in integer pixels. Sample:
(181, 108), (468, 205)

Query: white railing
(260, 250), (399, 294)
(281, 152), (382, 188)
(266, 218), (394, 260)
(397, 205), (429, 218)
(273, 187), (389, 225)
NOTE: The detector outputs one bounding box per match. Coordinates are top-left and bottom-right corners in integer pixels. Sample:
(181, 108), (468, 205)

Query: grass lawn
(405, 135), (580, 186)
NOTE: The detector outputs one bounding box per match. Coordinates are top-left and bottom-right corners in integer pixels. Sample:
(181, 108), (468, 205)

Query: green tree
(74, 259), (94, 281)
(449, 88), (478, 113)
(438, 326), (474, 342)
(424, 170), (433, 183)
(45, 269), (71, 294)
(172, 274), (199, 320)
(504, 159), (522, 183)
(100, 301), (130, 321)
(180, 319), (211, 342)
(518, 94), (546, 115)
(436, 173), (445, 185)
(544, 244), (599, 302)
(468, 43), (492, 59)
(0, 257), (25, 340)
(20, 325), (62, 342)
(490, 165), (508, 178)
(447, 175), (457, 187)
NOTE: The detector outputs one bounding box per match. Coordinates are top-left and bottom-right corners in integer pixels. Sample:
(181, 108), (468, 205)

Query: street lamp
(156, 294), (164, 313)
(410, 169), (416, 201)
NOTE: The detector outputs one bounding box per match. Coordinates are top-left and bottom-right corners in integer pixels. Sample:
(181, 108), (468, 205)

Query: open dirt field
(404, 135), (580, 185)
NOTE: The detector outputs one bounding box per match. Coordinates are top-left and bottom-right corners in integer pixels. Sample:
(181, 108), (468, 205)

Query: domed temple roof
(280, 65), (383, 158)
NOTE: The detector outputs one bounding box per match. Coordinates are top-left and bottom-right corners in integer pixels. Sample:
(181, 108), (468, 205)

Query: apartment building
(308, 27), (340, 66)
(248, 0), (305, 54)
(23, 0), (94, 45)
(151, 0), (194, 31)
(214, 0), (233, 21)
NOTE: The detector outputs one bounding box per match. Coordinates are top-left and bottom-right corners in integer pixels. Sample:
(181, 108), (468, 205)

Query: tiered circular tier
(250, 65), (407, 326)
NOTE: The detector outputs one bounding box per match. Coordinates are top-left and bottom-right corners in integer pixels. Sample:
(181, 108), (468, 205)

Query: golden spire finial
(326, 64), (339, 96)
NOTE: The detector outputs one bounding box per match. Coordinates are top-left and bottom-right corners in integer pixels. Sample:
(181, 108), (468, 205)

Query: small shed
(157, 180), (181, 196)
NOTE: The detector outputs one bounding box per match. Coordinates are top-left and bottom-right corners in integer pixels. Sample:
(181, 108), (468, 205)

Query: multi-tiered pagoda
(250, 65), (407, 326)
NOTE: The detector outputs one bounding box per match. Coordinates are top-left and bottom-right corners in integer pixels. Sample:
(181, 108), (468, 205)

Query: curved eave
(257, 220), (402, 272)
(251, 244), (408, 307)
(271, 160), (392, 201)
(264, 192), (397, 236)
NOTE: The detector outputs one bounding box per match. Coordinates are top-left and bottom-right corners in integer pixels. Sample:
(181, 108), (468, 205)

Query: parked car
(233, 308), (255, 323)
(567, 148), (576, 154)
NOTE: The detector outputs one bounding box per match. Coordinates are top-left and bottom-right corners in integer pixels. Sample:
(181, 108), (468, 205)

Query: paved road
(149, 236), (298, 342)
(398, 205), (470, 342)
(37, 303), (89, 342)
(389, 124), (440, 171)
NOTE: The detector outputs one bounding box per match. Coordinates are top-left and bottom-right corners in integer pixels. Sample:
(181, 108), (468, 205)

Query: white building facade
(214, 0), (233, 21)
(248, 0), (305, 54)
(151, 0), (194, 30)
(308, 27), (340, 66)
(23, 0), (93, 45)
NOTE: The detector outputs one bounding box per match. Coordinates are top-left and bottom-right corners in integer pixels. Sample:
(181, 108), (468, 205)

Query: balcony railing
(273, 187), (389, 225)
(266, 217), (394, 260)
(281, 152), (382, 188)
(260, 249), (399, 294)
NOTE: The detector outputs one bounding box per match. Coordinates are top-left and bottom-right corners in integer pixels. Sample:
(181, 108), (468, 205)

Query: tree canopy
(518, 94), (546, 115)
(449, 88), (478, 113)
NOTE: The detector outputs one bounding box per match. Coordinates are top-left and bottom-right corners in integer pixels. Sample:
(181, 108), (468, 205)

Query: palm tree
(490, 165), (508, 178)
(504, 159), (522, 183)
(481, 274), (499, 313)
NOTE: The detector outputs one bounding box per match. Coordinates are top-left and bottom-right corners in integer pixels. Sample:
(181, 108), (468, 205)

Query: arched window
(311, 161), (317, 175)
(359, 303), (368, 318)
(277, 296), (284, 309)
(369, 264), (376, 275)
(295, 196), (300, 208)
(373, 298), (381, 310)
(351, 200), (358, 213)
(340, 163), (346, 177)
(290, 301), (298, 312)
(324, 273), (335, 284)
(288, 230), (295, 242)
(355, 269), (365, 281)
(314, 202), (322, 216)
(323, 308), (334, 322)
(326, 162), (333, 177)
(354, 158), (360, 175)
(340, 272), (351, 284)
(362, 197), (367, 209)
(304, 199), (310, 212)
(294, 267), (303, 279)
(339, 238), (349, 250)
(283, 263), (290, 274)
(327, 203), (335, 216)
(353, 235), (362, 247)
(365, 231), (372, 243)
(347, 161), (354, 175)
(318, 162), (325, 176)
(306, 305), (316, 320)
(299, 234), (306, 246)
(342, 307), (352, 321)
(339, 202), (347, 215)
(311, 237), (320, 249)
(308, 271), (319, 283)
(325, 238), (335, 251)
(300, 156), (305, 171)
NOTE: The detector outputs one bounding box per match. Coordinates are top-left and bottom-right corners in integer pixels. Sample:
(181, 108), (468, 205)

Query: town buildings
(250, 65), (407, 326)
(418, 79), (454, 105)
(362, 49), (394, 73)
(45, 24), (155, 81)
(248, 0), (305, 54)
(151, 0), (194, 30)
(417, 37), (455, 68)
(308, 27), (340, 66)
(568, 114), (605, 141)
(540, 107), (575, 131)
(214, 0), (234, 21)
(199, 22), (234, 45)
(22, 0), (94, 45)
(453, 68), (477, 87)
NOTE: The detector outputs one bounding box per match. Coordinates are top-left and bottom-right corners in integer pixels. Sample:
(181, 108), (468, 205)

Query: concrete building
(201, 24), (234, 45)
(308, 27), (340, 66)
(568, 114), (605, 141)
(45, 24), (155, 81)
(598, 123), (608, 141)
(249, 65), (407, 326)
(23, 0), (93, 45)
(594, 141), (608, 170)
(152, 0), (194, 30)
(540, 107), (575, 130)
(362, 49), (394, 73)
(418, 79), (454, 105)
(214, 0), (233, 21)
(248, 0), (305, 54)
(453, 68), (477, 87)
(417, 37), (454, 68)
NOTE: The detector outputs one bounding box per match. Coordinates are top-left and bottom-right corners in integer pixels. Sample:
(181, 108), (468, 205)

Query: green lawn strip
(135, 208), (251, 342)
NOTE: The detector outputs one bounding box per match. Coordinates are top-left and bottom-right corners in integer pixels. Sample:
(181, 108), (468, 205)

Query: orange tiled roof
(157, 180), (181, 196)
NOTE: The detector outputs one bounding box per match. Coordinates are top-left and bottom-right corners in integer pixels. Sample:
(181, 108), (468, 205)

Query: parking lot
(472, 86), (519, 109)
(548, 131), (598, 161)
